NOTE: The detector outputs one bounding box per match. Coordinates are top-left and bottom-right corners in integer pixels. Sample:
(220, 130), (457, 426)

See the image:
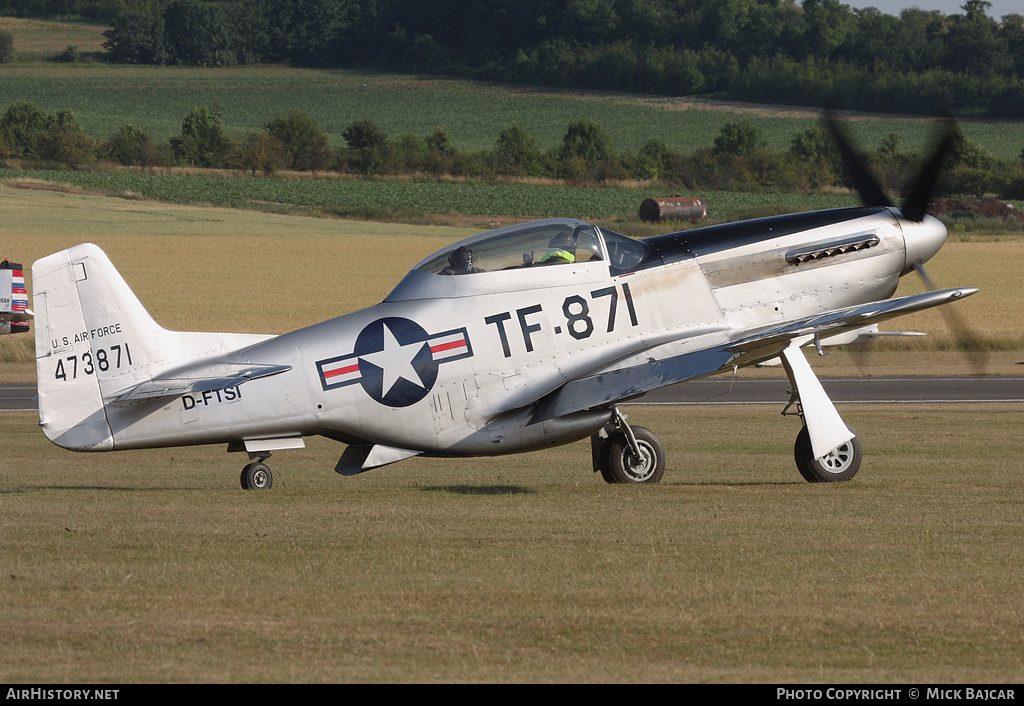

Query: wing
(109, 362), (291, 405)
(532, 287), (977, 422)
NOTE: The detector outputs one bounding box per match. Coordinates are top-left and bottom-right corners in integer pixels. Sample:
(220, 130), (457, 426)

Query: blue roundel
(353, 317), (439, 407)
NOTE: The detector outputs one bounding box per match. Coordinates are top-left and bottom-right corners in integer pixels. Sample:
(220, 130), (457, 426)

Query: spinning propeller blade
(824, 110), (986, 372)
(912, 262), (989, 373)
(822, 109), (892, 209)
(823, 109), (958, 221)
(901, 117), (958, 222)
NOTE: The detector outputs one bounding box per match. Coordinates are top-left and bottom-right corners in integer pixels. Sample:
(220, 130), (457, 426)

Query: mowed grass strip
(2, 184), (1021, 380)
(1, 404), (1022, 682)
(0, 181), (467, 334)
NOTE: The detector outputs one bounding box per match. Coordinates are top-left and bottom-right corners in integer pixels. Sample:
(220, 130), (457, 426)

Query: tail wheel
(601, 426), (666, 484)
(794, 426), (862, 483)
(241, 462), (273, 490)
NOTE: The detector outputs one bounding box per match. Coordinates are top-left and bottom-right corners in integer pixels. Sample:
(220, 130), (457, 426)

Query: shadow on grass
(420, 484), (536, 496)
(0, 485), (206, 493)
(671, 480), (807, 487)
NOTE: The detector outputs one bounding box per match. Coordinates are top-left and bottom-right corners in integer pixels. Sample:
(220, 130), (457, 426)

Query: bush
(559, 120), (612, 164)
(394, 133), (428, 173)
(404, 33), (451, 72)
(0, 29), (14, 64)
(788, 123), (841, 188)
(714, 120), (767, 157)
(265, 109), (331, 172)
(947, 132), (998, 171)
(450, 150), (491, 178)
(341, 120), (388, 151)
(1001, 171), (1024, 200)
(55, 45), (82, 64)
(940, 166), (998, 197)
(790, 124), (837, 165)
(423, 128), (455, 176)
(38, 111), (96, 169)
(629, 139), (676, 181)
(0, 101), (52, 159)
(493, 124), (544, 176)
(341, 120), (393, 175)
(425, 127), (453, 155)
(169, 105), (233, 167)
(105, 124), (159, 167)
(233, 133), (290, 176)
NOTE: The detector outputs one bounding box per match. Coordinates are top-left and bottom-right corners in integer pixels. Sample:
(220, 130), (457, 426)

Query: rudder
(33, 244), (175, 450)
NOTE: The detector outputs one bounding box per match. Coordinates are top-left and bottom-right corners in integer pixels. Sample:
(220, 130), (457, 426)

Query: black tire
(794, 426), (861, 482)
(241, 462), (273, 490)
(602, 426), (666, 484)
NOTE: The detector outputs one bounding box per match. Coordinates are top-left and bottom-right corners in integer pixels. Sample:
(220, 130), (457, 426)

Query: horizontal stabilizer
(111, 363), (291, 404)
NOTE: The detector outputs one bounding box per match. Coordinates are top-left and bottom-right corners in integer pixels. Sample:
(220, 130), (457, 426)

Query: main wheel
(241, 462), (273, 490)
(794, 426), (861, 482)
(601, 426), (666, 484)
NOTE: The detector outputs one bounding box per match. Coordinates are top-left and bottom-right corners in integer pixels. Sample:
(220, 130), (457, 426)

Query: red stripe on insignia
(323, 362), (360, 379)
(430, 339), (467, 353)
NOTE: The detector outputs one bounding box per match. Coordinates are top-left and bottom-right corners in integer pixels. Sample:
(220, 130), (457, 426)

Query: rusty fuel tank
(639, 196), (707, 223)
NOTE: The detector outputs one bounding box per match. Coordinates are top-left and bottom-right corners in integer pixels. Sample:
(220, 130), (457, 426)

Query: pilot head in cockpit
(542, 231), (576, 264)
(441, 246), (482, 274)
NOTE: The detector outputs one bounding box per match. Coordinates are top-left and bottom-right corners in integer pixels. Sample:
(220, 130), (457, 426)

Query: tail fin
(33, 244), (170, 449)
(32, 244), (270, 451)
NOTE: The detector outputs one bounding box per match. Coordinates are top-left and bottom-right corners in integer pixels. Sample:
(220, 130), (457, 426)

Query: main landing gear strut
(783, 397), (863, 482)
(781, 340), (863, 482)
(592, 407), (667, 484)
(240, 455), (273, 490)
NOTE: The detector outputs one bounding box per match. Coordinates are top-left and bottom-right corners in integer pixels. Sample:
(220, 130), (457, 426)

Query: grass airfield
(2, 404), (1023, 683)
(1, 184), (1023, 682)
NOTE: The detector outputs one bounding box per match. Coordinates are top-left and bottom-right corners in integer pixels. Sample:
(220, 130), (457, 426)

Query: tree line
(2, 0), (1023, 118)
(3, 99), (1023, 200)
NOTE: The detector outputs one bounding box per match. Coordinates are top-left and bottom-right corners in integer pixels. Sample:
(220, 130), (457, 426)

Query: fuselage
(51, 207), (946, 457)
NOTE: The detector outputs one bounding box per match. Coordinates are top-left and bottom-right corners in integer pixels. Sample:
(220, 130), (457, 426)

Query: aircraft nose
(901, 213), (948, 275)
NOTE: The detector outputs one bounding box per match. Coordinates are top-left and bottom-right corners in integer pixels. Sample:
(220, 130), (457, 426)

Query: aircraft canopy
(413, 218), (651, 276)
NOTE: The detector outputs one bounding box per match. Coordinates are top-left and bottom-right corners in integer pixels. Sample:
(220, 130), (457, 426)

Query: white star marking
(358, 322), (427, 397)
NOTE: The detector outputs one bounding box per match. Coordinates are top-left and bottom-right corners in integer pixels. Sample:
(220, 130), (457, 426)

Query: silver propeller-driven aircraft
(31, 117), (976, 488)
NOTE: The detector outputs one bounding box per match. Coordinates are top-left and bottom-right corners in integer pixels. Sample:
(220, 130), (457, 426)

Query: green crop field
(1, 63), (1023, 161)
(0, 168), (869, 221)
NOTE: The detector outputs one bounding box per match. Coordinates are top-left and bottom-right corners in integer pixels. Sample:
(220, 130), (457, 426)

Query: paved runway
(637, 376), (1024, 405)
(1, 384), (38, 412)
(4, 377), (1024, 412)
